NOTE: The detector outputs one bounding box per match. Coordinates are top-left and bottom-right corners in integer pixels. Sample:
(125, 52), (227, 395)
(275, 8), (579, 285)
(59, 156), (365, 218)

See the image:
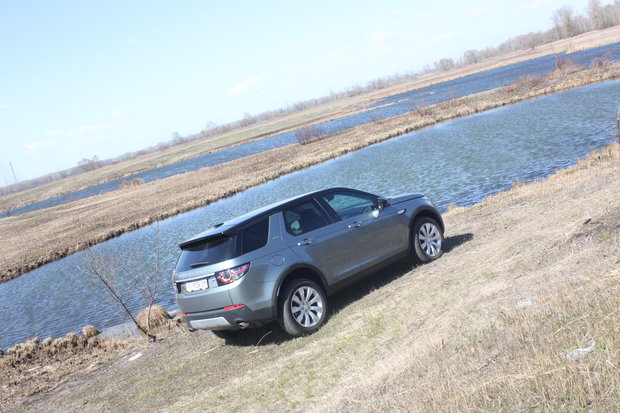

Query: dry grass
(0, 329), (135, 409)
(6, 142), (618, 412)
(1, 62), (619, 283)
(118, 178), (144, 190)
(135, 305), (170, 334)
(81, 325), (99, 339)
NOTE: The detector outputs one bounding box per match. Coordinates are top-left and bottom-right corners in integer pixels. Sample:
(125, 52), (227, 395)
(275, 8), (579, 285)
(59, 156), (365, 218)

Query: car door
(318, 190), (408, 270)
(280, 199), (361, 284)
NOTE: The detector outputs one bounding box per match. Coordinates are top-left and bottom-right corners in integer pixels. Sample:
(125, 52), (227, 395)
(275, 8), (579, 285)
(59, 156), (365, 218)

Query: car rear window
(175, 235), (237, 273)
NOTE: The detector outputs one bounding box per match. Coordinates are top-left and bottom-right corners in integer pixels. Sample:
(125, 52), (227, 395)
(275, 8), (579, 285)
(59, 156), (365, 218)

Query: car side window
(321, 192), (377, 220)
(240, 218), (269, 255)
(283, 200), (330, 236)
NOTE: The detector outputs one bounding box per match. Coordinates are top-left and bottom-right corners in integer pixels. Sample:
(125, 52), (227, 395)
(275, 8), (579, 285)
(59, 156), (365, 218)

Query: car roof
(179, 187), (370, 248)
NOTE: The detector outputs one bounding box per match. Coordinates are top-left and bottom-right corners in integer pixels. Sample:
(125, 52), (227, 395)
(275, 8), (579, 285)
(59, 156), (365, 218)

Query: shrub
(552, 56), (582, 76)
(504, 75), (543, 94)
(592, 51), (612, 68)
(82, 325), (99, 339)
(119, 178), (145, 190)
(8, 337), (40, 361)
(295, 125), (325, 145)
(136, 305), (170, 333)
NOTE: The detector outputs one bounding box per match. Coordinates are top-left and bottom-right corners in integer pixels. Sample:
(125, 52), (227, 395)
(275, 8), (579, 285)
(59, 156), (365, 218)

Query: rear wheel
(411, 216), (444, 263)
(279, 279), (327, 336)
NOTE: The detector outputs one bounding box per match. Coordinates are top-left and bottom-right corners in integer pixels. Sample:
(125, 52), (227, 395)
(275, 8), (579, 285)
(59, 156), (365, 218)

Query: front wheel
(411, 216), (444, 263)
(279, 279), (327, 337)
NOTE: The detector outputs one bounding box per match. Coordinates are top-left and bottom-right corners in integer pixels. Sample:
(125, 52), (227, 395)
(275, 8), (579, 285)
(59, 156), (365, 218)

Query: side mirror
(377, 198), (389, 210)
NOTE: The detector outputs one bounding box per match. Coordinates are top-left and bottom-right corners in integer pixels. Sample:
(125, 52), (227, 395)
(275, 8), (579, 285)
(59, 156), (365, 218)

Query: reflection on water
(0, 79), (618, 350)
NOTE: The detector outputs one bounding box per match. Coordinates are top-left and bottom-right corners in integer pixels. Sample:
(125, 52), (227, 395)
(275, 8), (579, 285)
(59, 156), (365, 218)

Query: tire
(279, 279), (327, 337)
(411, 216), (444, 263)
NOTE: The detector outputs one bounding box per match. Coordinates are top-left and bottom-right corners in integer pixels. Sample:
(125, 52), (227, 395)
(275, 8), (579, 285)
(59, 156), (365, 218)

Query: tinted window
(240, 218), (269, 255)
(321, 192), (376, 220)
(283, 200), (330, 236)
(175, 235), (236, 272)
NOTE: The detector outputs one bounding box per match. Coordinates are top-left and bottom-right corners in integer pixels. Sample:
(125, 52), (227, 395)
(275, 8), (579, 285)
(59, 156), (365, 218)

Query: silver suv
(173, 187), (444, 337)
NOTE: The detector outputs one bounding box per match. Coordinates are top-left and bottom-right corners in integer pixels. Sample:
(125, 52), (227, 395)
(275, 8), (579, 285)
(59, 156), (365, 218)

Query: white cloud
(372, 31), (395, 44)
(63, 122), (110, 139)
(24, 139), (60, 154)
(0, 103), (9, 110)
(432, 32), (455, 44)
(45, 130), (63, 138)
(324, 50), (344, 59)
(110, 110), (128, 118)
(228, 76), (263, 97)
(45, 123), (109, 140)
(466, 5), (499, 17)
(522, 1), (543, 10)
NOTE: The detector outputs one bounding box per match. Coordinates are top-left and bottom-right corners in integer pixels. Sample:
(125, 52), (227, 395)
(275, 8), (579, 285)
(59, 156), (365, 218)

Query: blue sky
(0, 0), (599, 183)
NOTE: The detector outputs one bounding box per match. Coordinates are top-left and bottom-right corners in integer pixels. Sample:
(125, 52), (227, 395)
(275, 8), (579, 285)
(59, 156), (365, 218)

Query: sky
(0, 0), (602, 184)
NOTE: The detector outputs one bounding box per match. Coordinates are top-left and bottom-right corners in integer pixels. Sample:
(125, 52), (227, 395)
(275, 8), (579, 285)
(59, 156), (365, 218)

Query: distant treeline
(2, 0), (619, 198)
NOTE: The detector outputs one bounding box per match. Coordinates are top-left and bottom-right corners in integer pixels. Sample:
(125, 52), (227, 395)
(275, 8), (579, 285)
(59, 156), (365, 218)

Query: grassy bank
(4, 142), (619, 412)
(1, 61), (619, 283)
(1, 26), (618, 213)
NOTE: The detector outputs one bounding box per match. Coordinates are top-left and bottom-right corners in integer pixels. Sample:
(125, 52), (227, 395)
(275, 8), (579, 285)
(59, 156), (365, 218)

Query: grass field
(3, 141), (618, 412)
(1, 26), (618, 213)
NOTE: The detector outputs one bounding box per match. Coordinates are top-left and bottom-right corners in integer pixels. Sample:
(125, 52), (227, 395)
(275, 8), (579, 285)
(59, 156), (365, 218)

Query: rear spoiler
(178, 229), (236, 249)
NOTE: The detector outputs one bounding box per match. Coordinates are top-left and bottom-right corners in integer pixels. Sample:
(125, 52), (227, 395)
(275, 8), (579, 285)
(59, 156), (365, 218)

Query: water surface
(0, 79), (618, 350)
(2, 42), (618, 218)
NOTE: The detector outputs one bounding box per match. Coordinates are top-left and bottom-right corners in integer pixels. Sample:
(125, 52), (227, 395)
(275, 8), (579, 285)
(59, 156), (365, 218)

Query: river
(2, 42), (618, 218)
(0, 78), (618, 350)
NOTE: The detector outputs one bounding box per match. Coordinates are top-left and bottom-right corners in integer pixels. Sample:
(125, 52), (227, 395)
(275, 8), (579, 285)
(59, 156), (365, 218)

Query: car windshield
(175, 235), (237, 272)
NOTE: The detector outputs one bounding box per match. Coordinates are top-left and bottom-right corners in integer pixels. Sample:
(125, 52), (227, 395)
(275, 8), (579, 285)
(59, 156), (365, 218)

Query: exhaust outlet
(237, 321), (250, 329)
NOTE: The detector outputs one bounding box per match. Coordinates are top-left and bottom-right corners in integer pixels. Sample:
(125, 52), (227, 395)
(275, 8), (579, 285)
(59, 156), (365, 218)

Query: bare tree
(588, 0), (605, 29)
(295, 125), (325, 145)
(434, 58), (455, 72)
(80, 224), (168, 340)
(552, 6), (576, 39)
(461, 50), (481, 65)
(78, 155), (103, 172)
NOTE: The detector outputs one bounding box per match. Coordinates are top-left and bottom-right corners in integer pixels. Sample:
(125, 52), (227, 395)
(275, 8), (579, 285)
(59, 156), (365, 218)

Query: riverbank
(1, 62), (619, 282)
(4, 141), (619, 412)
(2, 27), (618, 213)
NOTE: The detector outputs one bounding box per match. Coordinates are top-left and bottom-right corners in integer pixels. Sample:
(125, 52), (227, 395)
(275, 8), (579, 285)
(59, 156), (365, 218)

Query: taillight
(215, 263), (250, 286)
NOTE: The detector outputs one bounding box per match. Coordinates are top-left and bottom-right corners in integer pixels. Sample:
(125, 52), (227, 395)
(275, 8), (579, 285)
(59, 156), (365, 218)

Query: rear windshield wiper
(190, 262), (210, 269)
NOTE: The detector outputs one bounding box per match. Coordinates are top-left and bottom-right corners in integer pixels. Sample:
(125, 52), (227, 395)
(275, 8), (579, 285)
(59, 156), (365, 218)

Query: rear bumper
(183, 305), (273, 331)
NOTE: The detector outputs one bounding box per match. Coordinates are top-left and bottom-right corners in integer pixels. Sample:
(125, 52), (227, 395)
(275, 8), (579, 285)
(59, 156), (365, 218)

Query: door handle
(347, 221), (361, 229)
(297, 238), (312, 246)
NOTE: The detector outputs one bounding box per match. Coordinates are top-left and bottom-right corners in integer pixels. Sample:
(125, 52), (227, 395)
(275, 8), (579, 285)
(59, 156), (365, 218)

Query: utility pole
(617, 108), (620, 141)
(9, 162), (17, 183)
